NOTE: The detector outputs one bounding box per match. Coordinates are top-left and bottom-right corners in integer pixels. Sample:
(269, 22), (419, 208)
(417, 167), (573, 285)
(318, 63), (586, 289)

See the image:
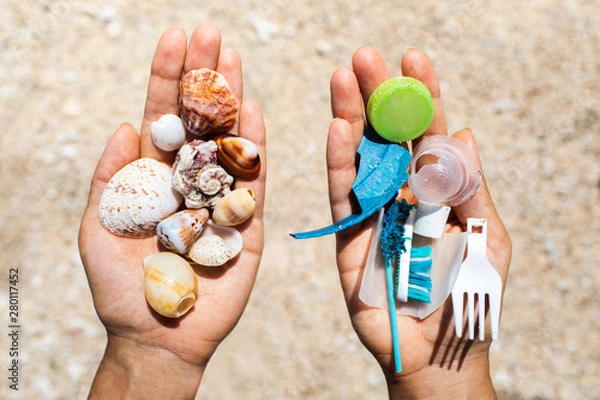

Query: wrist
(89, 335), (205, 400)
(386, 350), (496, 400)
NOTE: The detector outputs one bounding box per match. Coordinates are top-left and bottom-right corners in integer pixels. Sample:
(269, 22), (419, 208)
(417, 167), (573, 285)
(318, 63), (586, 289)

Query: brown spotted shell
(99, 158), (183, 238)
(215, 135), (261, 180)
(179, 68), (238, 139)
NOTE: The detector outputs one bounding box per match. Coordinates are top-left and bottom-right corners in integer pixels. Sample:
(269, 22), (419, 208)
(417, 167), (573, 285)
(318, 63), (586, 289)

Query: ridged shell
(99, 158), (183, 238)
(188, 235), (231, 267)
(143, 252), (197, 318)
(215, 135), (261, 180)
(179, 68), (238, 139)
(156, 208), (209, 254)
(187, 220), (243, 267)
(212, 188), (256, 226)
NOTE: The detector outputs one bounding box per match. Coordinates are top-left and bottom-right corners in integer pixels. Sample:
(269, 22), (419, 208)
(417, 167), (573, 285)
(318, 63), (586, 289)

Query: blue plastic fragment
(291, 128), (411, 239)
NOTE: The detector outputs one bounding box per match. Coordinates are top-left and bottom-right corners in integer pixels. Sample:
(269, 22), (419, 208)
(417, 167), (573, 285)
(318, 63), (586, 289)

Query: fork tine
(478, 293), (486, 341)
(489, 290), (501, 340)
(467, 291), (475, 340)
(452, 291), (464, 338)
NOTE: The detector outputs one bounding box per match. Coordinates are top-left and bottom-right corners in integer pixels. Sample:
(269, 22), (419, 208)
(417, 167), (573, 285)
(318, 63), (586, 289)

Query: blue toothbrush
(379, 200), (434, 373)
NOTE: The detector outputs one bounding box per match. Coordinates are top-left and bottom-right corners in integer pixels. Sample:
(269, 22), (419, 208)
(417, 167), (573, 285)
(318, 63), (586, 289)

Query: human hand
(78, 24), (266, 399)
(326, 47), (511, 399)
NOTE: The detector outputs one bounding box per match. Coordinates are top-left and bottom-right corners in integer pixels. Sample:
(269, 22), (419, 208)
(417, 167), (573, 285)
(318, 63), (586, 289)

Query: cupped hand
(327, 47), (511, 397)
(78, 25), (266, 396)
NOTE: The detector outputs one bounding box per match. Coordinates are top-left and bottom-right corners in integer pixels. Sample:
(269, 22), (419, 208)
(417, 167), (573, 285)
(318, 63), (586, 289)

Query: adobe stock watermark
(7, 268), (20, 391)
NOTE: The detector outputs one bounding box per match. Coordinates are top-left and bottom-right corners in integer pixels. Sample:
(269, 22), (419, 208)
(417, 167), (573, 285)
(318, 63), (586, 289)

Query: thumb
(451, 128), (512, 278)
(84, 123), (141, 213)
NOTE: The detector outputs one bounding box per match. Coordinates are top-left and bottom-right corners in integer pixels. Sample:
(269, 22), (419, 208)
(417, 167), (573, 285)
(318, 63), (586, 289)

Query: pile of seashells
(98, 68), (260, 318)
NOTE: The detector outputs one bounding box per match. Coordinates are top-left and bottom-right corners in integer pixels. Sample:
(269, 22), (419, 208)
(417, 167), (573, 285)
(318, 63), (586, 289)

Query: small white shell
(151, 114), (186, 151)
(212, 188), (256, 226)
(99, 158), (183, 238)
(156, 208), (210, 254)
(143, 252), (197, 318)
(188, 235), (232, 267)
(187, 220), (243, 267)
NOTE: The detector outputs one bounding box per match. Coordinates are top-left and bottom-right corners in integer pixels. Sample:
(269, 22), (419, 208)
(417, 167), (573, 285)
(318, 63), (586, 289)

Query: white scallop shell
(187, 220), (243, 267)
(143, 252), (197, 318)
(99, 158), (183, 238)
(151, 114), (186, 152)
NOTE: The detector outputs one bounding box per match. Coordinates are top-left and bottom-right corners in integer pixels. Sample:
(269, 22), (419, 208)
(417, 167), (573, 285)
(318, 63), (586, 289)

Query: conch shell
(143, 252), (197, 318)
(99, 158), (183, 238)
(156, 208), (209, 254)
(187, 220), (242, 267)
(212, 188), (256, 226)
(172, 140), (233, 209)
(179, 68), (238, 139)
(215, 135), (261, 180)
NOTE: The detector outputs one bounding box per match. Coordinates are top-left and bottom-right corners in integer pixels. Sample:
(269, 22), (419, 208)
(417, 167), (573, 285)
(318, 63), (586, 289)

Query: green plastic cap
(366, 76), (435, 143)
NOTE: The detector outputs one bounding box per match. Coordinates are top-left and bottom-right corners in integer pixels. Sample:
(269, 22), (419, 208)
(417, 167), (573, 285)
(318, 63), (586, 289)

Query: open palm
(327, 47), (511, 395)
(78, 24), (266, 380)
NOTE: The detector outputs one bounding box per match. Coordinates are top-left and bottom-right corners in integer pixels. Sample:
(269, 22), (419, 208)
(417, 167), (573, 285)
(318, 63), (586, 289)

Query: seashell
(99, 158), (183, 238)
(151, 114), (186, 152)
(143, 252), (197, 318)
(156, 208), (209, 254)
(215, 135), (261, 180)
(187, 220), (243, 267)
(179, 68), (239, 139)
(172, 140), (234, 209)
(188, 235), (232, 267)
(212, 188), (256, 226)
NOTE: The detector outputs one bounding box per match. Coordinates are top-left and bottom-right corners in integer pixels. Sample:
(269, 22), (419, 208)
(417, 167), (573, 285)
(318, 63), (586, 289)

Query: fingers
(140, 27), (188, 162)
(451, 128), (512, 277)
(326, 118), (359, 223)
(183, 24), (222, 73)
(401, 48), (448, 137)
(236, 99), (266, 219)
(351, 46), (391, 105)
(330, 67), (366, 147)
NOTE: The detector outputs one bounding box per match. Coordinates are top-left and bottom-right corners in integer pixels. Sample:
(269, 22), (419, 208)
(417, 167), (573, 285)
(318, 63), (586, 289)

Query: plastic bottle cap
(367, 77), (435, 143)
(413, 200), (451, 239)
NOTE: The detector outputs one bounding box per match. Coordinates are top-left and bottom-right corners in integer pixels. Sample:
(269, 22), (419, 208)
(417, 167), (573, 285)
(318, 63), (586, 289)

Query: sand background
(1, 1), (599, 399)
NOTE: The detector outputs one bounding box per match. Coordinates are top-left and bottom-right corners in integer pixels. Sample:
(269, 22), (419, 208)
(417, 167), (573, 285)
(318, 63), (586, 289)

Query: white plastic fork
(451, 218), (502, 341)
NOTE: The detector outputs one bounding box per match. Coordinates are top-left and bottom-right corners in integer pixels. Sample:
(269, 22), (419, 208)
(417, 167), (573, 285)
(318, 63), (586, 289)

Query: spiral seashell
(156, 208), (209, 254)
(215, 135), (261, 180)
(172, 140), (234, 209)
(212, 188), (256, 226)
(151, 114), (186, 152)
(99, 158), (183, 238)
(179, 68), (238, 139)
(143, 252), (197, 318)
(187, 220), (243, 267)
